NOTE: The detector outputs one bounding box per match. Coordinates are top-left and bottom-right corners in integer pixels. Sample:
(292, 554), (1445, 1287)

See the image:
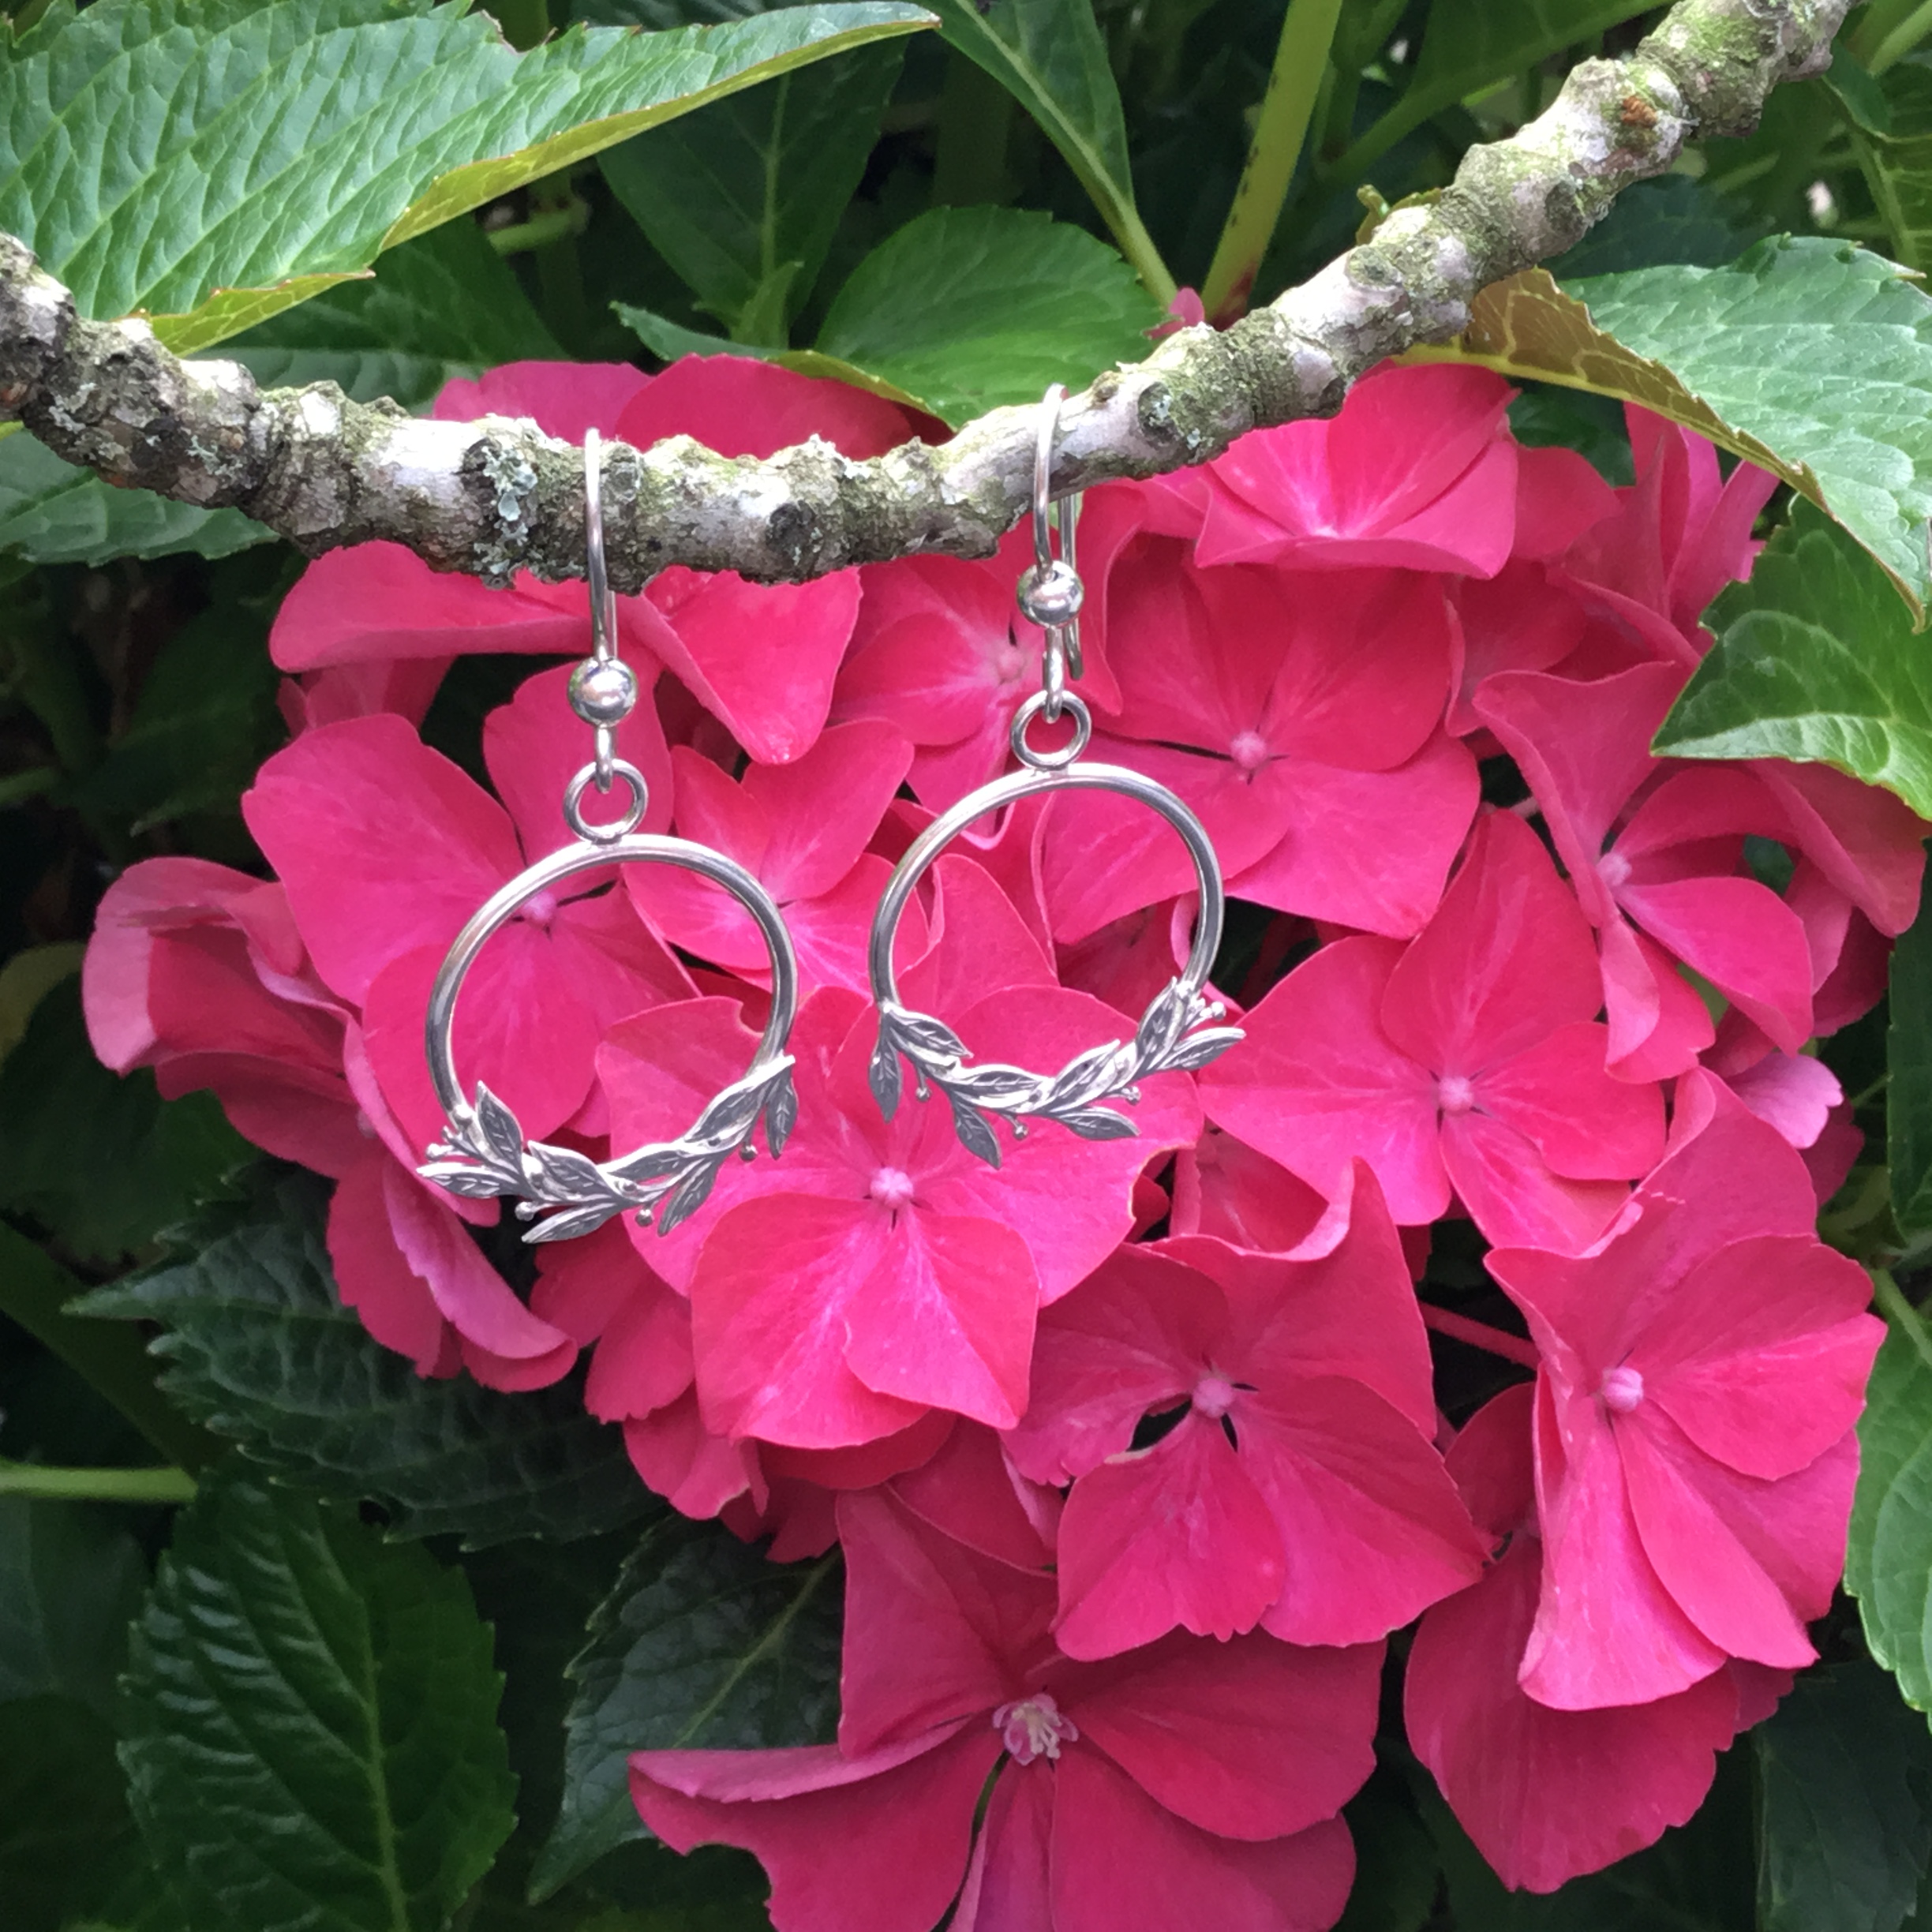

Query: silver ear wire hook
(1015, 384), (1084, 721)
(864, 380), (1243, 1162)
(568, 427), (635, 799)
(417, 428), (801, 1244)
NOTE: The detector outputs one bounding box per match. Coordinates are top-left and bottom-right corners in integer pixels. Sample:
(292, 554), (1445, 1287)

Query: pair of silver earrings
(419, 390), (1243, 1244)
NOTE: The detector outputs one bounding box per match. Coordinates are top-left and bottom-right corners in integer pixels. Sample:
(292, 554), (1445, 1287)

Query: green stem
(485, 204), (586, 256)
(1862, 0), (1932, 73)
(1852, 0), (1932, 71)
(1873, 1267), (1932, 1373)
(1201, 0), (1347, 324)
(0, 1458), (195, 1503)
(0, 1222), (217, 1472)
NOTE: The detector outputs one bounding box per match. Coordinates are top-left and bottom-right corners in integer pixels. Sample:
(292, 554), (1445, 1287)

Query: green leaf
(610, 302), (935, 410)
(459, 1533), (635, 1849)
(811, 204), (1161, 425)
(79, 1174), (657, 1545)
(1334, 1769), (1437, 1932)
(531, 1518), (841, 1899)
(0, 429), (269, 567)
(0, 1696), (144, 1932)
(1653, 501), (1932, 814)
(225, 218), (563, 410)
(1548, 175), (1771, 279)
(1840, 60), (1932, 271)
(601, 39), (905, 341)
(1754, 1654), (1932, 1932)
(1891, 890), (1932, 1240)
(0, 979), (252, 1264)
(0, 1496), (146, 1717)
(120, 1462), (516, 1932)
(1333, 0), (1656, 181)
(0, 1221), (218, 1471)
(1849, 1304), (1932, 1716)
(1412, 239), (1932, 616)
(919, 0), (1172, 299)
(68, 550), (293, 833)
(0, 0), (935, 353)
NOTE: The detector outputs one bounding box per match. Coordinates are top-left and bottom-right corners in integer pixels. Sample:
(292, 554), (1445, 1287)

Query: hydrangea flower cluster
(83, 354), (1919, 1921)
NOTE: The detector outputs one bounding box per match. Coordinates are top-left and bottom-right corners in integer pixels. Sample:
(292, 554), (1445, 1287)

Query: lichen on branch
(0, 0), (1851, 593)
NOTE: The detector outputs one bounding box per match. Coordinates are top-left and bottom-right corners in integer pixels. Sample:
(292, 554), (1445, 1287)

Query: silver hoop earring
(418, 429), (799, 1241)
(865, 387), (1243, 1165)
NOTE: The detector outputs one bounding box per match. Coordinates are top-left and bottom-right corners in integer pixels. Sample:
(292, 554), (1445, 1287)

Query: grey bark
(0, 0), (1850, 593)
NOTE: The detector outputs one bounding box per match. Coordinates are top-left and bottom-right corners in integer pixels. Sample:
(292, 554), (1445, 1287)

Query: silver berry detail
(569, 657), (639, 727)
(1017, 560), (1084, 629)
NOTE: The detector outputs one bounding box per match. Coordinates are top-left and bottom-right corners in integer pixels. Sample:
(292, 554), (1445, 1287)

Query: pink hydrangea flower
(602, 964), (1200, 1448)
(1035, 545), (1477, 943)
(1006, 1172), (1482, 1655)
(628, 721), (914, 995)
(630, 1488), (1380, 1932)
(1406, 1385), (1792, 1892)
(1178, 364), (1521, 577)
(1554, 409), (1780, 668)
(1488, 1073), (1882, 1709)
(1201, 810), (1664, 1249)
(243, 672), (683, 1151)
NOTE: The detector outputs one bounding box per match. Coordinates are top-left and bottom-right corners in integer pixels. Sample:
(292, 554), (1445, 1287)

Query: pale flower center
(994, 638), (1028, 683)
(519, 888), (560, 929)
(1601, 1365), (1646, 1413)
(1437, 1073), (1477, 1116)
(1193, 1373), (1238, 1420)
(993, 1694), (1079, 1765)
(869, 1166), (916, 1211)
(1229, 730), (1269, 773)
(1597, 849), (1632, 891)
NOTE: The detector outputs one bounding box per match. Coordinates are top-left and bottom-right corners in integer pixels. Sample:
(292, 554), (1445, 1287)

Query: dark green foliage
(119, 1463), (518, 1932)
(0, 979), (251, 1265)
(80, 1176), (657, 1545)
(1754, 1656), (1932, 1932)
(534, 1518), (842, 1896)
(0, 1496), (146, 1715)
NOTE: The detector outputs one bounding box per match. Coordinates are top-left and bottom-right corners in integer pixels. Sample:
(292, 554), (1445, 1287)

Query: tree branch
(0, 0), (1849, 593)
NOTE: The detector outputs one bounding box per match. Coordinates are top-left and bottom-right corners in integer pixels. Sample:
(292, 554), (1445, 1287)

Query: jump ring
(564, 758), (648, 842)
(1010, 690), (1091, 769)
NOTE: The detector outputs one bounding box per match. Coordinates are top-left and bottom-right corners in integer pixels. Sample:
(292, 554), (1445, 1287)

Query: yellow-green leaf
(0, 0), (934, 354)
(1408, 238), (1932, 618)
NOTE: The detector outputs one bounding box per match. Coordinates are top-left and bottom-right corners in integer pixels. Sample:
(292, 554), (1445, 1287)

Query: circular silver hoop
(419, 838), (799, 1242)
(865, 763), (1244, 1165)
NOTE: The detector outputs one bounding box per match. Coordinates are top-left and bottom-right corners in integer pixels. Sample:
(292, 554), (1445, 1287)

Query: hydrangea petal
(1061, 1630), (1380, 1840)
(1200, 936), (1445, 1222)
(1521, 1383), (1726, 1710)
(629, 1728), (998, 1932)
(1240, 1378), (1485, 1646)
(1052, 1413), (1286, 1657)
(1407, 1531), (1744, 1893)
(1050, 1750), (1356, 1932)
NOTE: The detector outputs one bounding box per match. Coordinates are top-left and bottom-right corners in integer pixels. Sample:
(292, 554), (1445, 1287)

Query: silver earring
(417, 429), (799, 1241)
(865, 386), (1243, 1164)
